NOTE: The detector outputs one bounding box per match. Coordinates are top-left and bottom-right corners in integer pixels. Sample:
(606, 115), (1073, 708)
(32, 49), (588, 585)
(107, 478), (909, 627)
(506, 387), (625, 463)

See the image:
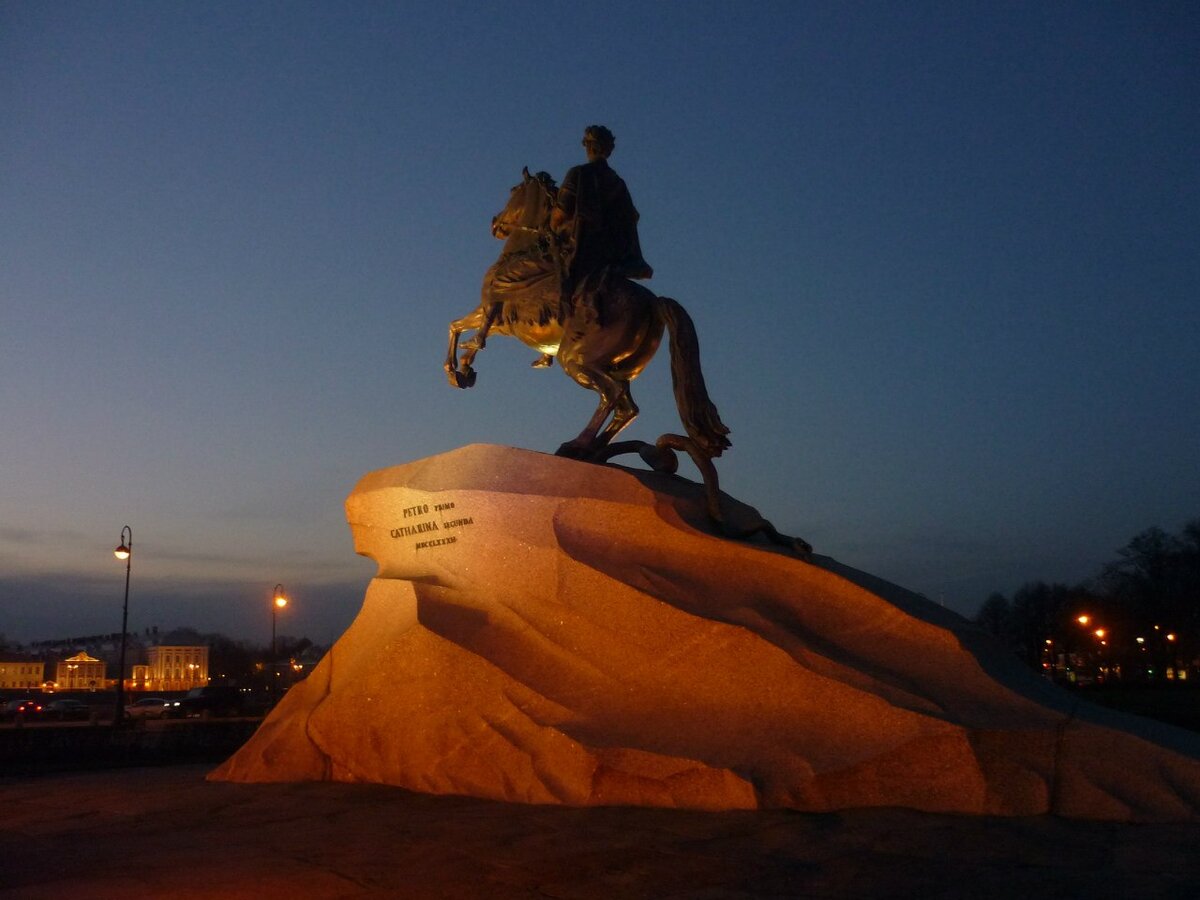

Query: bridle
(493, 173), (559, 260)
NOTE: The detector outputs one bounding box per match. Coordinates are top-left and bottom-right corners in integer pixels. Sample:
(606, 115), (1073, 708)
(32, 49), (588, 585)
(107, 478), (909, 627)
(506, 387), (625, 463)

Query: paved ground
(2, 766), (1199, 899)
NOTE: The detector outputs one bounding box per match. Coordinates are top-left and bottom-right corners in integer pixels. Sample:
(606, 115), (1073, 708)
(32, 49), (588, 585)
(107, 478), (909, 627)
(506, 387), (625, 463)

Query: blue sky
(2, 2), (1198, 644)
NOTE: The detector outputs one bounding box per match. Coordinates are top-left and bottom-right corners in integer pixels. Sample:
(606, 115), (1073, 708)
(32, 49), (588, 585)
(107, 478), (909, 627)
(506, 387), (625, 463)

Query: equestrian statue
(444, 126), (807, 552)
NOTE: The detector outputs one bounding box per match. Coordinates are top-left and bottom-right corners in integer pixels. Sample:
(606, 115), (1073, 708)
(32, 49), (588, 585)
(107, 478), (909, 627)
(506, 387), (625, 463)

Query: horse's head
(492, 167), (557, 242)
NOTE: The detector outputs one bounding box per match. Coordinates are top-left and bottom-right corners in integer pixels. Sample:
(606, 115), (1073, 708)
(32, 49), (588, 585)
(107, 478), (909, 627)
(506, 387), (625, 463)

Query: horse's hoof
(448, 367), (476, 389)
(555, 442), (591, 460)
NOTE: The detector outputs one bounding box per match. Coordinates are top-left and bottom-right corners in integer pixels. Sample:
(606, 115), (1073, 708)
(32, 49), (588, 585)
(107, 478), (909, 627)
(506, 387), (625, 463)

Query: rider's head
(582, 125), (615, 160)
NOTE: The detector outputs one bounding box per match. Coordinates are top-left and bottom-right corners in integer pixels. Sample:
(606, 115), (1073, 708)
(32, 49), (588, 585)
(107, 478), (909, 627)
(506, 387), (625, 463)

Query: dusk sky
(3, 3), (1197, 645)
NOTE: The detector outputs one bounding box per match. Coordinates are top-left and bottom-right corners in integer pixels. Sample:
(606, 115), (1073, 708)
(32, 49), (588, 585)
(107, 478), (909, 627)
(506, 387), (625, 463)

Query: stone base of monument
(209, 445), (1200, 822)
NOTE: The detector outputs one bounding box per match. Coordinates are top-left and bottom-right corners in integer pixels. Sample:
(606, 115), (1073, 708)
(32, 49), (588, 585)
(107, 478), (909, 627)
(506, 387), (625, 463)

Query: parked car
(125, 697), (173, 720)
(44, 699), (91, 721)
(0, 698), (45, 720)
(174, 685), (247, 718)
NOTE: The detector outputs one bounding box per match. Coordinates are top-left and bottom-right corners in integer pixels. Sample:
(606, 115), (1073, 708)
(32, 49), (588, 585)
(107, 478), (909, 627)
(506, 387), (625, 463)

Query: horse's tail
(656, 296), (731, 458)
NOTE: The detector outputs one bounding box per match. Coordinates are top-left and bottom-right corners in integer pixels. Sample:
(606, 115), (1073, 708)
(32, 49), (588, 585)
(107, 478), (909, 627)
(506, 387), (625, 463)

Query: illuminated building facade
(145, 646), (209, 691)
(0, 659), (45, 690)
(56, 652), (106, 690)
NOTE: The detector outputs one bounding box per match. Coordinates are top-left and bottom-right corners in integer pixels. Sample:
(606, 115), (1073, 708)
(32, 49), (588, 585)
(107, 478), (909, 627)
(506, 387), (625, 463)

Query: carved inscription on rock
(389, 499), (475, 551)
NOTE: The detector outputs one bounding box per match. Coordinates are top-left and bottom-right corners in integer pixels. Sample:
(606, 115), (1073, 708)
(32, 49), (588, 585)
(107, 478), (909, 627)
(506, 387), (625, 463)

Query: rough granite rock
(210, 444), (1200, 821)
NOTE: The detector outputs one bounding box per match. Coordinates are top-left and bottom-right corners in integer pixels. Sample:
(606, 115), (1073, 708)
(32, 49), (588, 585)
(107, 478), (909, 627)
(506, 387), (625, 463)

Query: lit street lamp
(113, 526), (132, 725)
(271, 584), (288, 698)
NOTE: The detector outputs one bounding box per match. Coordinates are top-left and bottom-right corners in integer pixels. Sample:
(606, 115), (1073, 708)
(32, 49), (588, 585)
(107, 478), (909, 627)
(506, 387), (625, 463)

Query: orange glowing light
(1076, 615), (1090, 626)
(1166, 633), (1176, 641)
(1094, 629), (1106, 639)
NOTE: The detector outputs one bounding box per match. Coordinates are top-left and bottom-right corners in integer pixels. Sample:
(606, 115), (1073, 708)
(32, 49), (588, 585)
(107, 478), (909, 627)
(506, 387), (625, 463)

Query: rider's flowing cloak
(556, 158), (652, 290)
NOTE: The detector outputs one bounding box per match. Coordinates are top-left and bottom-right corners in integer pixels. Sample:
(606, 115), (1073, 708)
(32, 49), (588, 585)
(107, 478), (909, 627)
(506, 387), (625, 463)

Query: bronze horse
(445, 168), (730, 464)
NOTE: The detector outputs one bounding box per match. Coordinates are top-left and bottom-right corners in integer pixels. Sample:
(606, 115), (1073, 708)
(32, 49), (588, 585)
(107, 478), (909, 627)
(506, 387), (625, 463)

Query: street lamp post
(113, 526), (132, 725)
(271, 584), (288, 699)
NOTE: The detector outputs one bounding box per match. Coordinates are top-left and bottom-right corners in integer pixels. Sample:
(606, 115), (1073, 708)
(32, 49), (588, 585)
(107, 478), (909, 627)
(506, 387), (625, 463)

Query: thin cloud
(0, 526), (88, 545)
(0, 572), (365, 646)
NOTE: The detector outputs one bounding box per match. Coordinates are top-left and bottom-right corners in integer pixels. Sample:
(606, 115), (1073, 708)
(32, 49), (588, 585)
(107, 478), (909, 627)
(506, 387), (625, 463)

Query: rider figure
(476, 126), (653, 369)
(552, 125), (653, 311)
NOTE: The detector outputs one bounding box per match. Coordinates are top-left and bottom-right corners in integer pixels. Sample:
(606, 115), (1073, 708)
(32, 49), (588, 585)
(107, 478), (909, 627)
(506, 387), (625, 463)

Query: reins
(495, 175), (562, 266)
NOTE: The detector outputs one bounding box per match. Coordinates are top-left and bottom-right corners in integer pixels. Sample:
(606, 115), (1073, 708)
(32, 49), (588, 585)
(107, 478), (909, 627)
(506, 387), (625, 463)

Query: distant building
(55, 652), (106, 690)
(144, 646), (209, 692)
(289, 643), (327, 680)
(0, 659), (45, 690)
(132, 663), (150, 690)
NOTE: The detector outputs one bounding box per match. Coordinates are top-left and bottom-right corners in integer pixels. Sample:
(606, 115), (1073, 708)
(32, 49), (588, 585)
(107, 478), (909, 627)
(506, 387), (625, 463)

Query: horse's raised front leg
(445, 307), (486, 389)
(459, 302), (501, 370)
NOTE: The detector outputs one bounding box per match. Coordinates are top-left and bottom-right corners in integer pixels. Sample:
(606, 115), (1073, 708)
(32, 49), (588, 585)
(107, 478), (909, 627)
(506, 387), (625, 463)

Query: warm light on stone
(210, 444), (1200, 821)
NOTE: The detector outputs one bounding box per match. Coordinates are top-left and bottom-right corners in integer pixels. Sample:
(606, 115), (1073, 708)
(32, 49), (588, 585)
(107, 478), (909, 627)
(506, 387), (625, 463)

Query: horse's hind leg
(593, 382), (638, 449)
(554, 359), (623, 458)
